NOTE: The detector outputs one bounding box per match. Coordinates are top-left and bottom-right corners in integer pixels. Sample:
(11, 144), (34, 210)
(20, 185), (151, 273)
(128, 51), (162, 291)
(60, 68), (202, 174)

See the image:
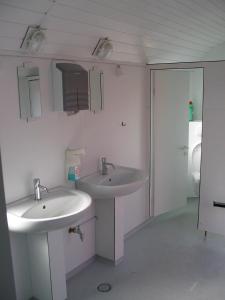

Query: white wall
(0, 56), (148, 299)
(0, 153), (17, 300)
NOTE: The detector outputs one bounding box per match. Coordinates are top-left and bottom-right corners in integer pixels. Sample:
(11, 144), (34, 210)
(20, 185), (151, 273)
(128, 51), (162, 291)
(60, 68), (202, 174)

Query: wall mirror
(89, 67), (104, 113)
(17, 64), (42, 120)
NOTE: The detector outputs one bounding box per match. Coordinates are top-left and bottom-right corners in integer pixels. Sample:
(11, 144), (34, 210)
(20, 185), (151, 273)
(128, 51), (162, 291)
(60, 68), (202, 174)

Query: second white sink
(77, 166), (148, 198)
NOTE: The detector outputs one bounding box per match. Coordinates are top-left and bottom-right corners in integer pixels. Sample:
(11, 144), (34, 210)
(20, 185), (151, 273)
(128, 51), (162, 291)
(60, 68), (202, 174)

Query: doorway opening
(150, 68), (204, 218)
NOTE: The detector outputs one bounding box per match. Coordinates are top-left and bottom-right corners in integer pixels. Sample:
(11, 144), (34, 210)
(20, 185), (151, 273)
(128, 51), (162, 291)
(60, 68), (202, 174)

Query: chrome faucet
(101, 157), (115, 175)
(33, 178), (48, 200)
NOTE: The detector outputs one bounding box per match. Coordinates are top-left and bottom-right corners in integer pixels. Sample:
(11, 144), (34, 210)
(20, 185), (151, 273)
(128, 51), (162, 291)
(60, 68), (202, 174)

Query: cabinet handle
(213, 201), (225, 208)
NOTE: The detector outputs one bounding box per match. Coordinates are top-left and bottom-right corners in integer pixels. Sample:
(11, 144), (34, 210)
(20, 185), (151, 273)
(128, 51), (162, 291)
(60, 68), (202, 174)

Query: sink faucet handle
(39, 184), (48, 193)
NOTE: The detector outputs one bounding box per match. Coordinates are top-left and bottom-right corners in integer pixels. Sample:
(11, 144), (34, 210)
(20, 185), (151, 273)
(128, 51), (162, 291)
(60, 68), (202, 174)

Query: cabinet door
(198, 63), (225, 236)
(62, 71), (79, 113)
(152, 69), (189, 216)
(56, 63), (89, 113)
(77, 70), (89, 110)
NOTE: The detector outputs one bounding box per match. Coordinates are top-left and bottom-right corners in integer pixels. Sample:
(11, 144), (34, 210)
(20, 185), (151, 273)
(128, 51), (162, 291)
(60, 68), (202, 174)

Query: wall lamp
(92, 37), (113, 59)
(20, 26), (46, 53)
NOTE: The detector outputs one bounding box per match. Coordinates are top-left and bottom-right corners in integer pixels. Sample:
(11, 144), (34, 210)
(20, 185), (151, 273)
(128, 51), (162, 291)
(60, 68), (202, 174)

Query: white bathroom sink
(7, 187), (92, 233)
(77, 166), (148, 199)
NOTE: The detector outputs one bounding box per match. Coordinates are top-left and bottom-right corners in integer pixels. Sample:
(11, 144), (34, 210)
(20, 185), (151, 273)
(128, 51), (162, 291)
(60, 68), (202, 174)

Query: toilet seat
(192, 143), (201, 173)
(191, 142), (201, 196)
(192, 171), (200, 182)
(188, 122), (202, 198)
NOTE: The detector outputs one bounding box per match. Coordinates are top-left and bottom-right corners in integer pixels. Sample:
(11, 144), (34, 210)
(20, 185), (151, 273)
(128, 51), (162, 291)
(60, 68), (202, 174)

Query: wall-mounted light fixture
(92, 38), (113, 59)
(20, 26), (46, 53)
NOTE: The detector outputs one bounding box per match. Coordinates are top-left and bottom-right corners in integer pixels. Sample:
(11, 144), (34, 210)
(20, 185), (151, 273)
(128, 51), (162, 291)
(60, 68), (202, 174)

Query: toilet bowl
(191, 142), (201, 196)
(188, 121), (202, 198)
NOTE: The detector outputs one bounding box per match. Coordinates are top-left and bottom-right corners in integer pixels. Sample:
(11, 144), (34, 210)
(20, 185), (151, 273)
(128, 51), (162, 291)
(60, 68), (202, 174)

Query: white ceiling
(1, 0), (225, 64)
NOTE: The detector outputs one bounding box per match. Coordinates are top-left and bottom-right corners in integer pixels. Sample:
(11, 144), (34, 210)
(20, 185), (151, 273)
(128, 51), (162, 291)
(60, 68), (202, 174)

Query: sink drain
(97, 283), (112, 293)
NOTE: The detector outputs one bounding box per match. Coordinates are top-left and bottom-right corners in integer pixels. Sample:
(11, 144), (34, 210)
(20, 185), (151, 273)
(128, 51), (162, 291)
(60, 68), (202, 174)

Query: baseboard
(66, 256), (96, 280)
(125, 203), (190, 240)
(124, 217), (153, 240)
(66, 254), (124, 280)
(96, 255), (123, 266)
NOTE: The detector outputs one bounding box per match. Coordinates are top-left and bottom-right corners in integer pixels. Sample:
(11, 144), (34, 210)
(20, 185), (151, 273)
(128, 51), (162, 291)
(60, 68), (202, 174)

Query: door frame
(148, 64), (205, 218)
(0, 149), (17, 299)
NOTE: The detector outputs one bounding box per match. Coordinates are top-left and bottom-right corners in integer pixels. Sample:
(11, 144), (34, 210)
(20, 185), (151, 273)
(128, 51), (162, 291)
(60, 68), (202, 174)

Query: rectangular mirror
(89, 67), (104, 113)
(17, 65), (42, 120)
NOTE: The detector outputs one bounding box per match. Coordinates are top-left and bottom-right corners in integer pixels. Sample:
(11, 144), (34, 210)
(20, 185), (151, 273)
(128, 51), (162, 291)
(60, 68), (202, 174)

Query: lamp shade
(21, 26), (46, 53)
(92, 38), (113, 59)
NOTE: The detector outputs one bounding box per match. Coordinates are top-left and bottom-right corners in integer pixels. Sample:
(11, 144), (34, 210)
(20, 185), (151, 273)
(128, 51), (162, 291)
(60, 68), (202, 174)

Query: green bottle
(188, 100), (194, 121)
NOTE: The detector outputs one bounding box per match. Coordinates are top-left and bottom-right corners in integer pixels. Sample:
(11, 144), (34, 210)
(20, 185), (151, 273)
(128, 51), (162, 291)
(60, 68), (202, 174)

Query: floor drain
(97, 283), (112, 293)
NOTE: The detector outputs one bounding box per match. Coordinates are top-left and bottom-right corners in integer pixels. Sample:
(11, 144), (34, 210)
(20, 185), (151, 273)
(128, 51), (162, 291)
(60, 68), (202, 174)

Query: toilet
(188, 121), (202, 198)
(191, 142), (201, 196)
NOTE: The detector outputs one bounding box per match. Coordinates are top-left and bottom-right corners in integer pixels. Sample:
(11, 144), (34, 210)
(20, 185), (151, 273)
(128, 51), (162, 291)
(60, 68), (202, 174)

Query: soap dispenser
(65, 148), (85, 183)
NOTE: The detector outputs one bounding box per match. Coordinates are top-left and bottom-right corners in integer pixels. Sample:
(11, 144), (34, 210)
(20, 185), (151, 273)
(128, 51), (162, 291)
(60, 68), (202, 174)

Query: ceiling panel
(43, 42), (143, 63)
(44, 27), (206, 57)
(0, 0), (53, 13)
(50, 3), (219, 46)
(44, 17), (165, 52)
(59, 0), (225, 42)
(0, 3), (43, 24)
(0, 20), (26, 38)
(0, 36), (22, 51)
(0, 0), (225, 63)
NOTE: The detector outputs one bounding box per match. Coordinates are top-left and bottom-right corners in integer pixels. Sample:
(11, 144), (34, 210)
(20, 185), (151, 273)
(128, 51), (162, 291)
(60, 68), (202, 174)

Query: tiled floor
(67, 200), (225, 299)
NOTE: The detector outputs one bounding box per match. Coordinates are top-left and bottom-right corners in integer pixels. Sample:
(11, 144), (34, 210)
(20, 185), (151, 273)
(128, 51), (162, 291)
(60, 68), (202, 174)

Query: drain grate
(97, 283), (112, 293)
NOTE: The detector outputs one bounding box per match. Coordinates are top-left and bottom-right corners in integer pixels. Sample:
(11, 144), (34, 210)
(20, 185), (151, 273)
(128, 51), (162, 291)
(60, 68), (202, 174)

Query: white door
(152, 69), (190, 216)
(198, 62), (225, 236)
